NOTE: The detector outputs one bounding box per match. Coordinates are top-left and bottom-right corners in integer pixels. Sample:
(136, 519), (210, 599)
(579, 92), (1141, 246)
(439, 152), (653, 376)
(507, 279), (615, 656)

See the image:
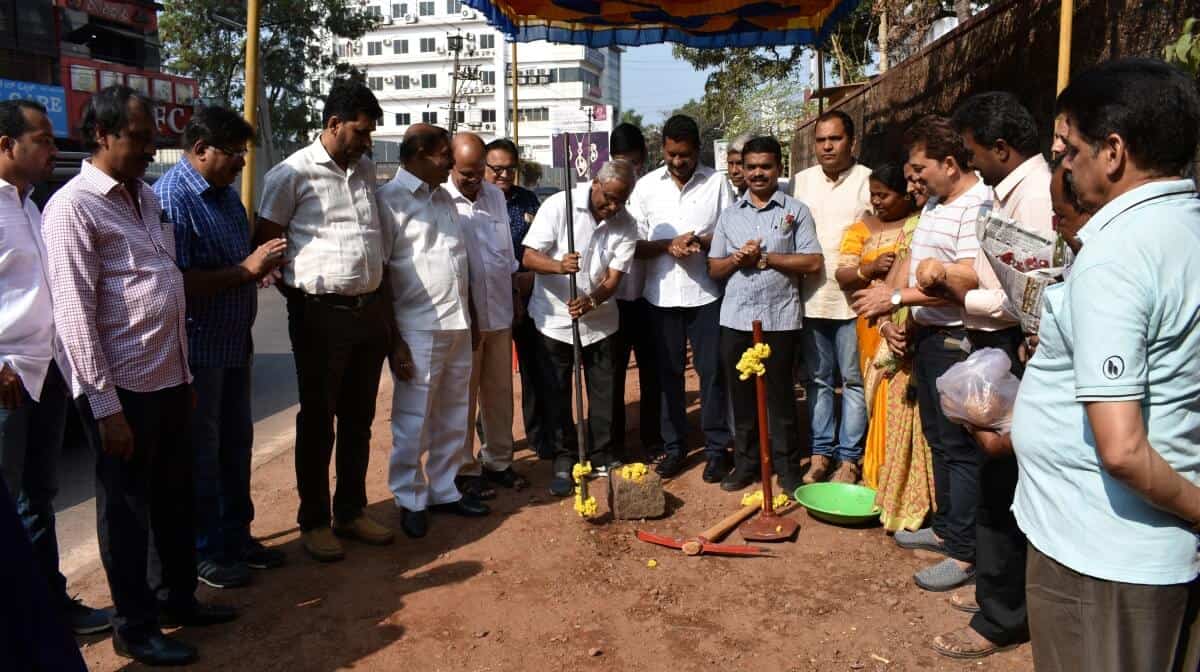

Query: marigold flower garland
(736, 343), (771, 380)
(618, 462), (648, 482)
(740, 489), (791, 510)
(572, 461), (598, 517)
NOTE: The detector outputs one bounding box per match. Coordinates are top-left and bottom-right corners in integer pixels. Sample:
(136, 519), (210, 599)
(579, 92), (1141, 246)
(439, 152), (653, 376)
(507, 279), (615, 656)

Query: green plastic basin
(793, 482), (881, 525)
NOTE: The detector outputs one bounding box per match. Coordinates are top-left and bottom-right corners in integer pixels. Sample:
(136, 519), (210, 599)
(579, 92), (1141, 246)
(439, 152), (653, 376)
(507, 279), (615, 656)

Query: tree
(618, 108), (645, 129)
(1166, 18), (1200, 76)
(159, 0), (375, 147)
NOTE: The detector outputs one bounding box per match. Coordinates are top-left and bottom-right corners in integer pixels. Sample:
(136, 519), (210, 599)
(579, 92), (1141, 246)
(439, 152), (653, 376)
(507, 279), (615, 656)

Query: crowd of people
(1, 55), (1199, 671)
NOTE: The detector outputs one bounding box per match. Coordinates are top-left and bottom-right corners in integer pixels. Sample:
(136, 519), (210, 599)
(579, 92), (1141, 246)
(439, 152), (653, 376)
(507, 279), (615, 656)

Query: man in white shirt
(381, 124), (489, 540)
(446, 133), (527, 498)
(0, 100), (110, 636)
(257, 80), (394, 561)
(910, 93), (1054, 659)
(853, 115), (992, 594)
(629, 115), (735, 483)
(522, 160), (638, 497)
(790, 110), (873, 485)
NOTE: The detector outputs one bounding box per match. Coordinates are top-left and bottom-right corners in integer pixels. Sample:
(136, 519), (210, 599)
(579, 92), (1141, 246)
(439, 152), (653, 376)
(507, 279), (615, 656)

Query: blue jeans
(0, 362), (69, 605)
(191, 367), (254, 563)
(802, 317), (867, 462)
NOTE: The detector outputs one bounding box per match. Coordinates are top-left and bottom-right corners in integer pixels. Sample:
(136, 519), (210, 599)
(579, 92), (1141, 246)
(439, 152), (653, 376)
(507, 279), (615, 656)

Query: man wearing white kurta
(522, 161), (639, 497)
(445, 133), (527, 497)
(379, 124), (489, 540)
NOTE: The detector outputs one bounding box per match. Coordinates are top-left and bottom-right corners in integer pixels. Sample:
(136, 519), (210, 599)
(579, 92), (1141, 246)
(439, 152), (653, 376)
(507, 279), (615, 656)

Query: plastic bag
(935, 348), (1020, 432)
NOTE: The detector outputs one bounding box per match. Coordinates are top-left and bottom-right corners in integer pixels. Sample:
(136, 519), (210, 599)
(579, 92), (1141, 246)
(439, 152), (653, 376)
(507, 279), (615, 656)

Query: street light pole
(241, 0), (261, 219)
(448, 33), (463, 133)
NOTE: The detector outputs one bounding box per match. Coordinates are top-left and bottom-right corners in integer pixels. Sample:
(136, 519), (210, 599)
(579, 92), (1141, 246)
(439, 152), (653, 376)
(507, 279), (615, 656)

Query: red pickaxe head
(634, 530), (770, 557)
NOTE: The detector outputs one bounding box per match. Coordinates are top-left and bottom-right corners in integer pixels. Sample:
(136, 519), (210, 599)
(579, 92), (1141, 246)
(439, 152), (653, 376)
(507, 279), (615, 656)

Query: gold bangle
(856, 266), (869, 282)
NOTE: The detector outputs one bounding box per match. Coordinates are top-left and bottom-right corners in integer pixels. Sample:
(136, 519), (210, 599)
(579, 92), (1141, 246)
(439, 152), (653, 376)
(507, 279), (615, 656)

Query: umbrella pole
(1057, 0), (1073, 93)
(560, 134), (590, 502)
(740, 320), (799, 542)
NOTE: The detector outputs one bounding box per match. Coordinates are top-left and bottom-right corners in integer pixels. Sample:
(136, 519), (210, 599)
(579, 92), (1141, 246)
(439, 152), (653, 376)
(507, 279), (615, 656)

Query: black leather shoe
(483, 466), (530, 490)
(400, 508), (428, 538)
(113, 631), (197, 666)
(159, 601), (238, 628)
(655, 451), (687, 478)
(429, 496), (490, 517)
(720, 470), (759, 492)
(455, 475), (497, 501)
(702, 453), (732, 483)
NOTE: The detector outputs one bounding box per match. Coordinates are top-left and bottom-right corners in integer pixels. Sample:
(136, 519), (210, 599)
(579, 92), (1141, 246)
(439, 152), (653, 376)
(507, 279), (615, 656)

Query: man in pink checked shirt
(42, 86), (234, 667)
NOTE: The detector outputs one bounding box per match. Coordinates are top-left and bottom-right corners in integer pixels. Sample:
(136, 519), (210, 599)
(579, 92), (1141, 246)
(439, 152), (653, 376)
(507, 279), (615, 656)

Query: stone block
(607, 469), (666, 520)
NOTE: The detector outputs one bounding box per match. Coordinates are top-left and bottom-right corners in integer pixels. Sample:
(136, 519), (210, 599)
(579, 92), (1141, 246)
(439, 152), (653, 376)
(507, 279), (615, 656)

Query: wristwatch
(890, 289), (903, 307)
(757, 252), (769, 270)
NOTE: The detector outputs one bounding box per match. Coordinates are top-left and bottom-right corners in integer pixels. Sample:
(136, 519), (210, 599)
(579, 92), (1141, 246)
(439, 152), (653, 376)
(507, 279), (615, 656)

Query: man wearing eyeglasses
(483, 138), (556, 460)
(155, 106), (288, 591)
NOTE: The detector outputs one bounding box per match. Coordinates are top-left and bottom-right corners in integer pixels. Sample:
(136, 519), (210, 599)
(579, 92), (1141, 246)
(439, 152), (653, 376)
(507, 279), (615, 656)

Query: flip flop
(931, 627), (1018, 660)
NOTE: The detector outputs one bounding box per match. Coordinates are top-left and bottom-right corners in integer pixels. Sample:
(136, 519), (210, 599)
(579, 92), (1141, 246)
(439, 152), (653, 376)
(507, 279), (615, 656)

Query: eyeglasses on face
(486, 163), (516, 175)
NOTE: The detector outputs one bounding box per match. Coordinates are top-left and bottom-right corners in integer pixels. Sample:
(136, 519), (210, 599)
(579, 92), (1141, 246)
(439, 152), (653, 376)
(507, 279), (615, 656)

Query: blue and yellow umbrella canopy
(463, 0), (861, 48)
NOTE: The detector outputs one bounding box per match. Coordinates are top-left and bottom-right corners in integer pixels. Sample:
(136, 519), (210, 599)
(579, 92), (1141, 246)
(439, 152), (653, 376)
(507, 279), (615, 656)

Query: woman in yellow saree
(835, 164), (933, 531)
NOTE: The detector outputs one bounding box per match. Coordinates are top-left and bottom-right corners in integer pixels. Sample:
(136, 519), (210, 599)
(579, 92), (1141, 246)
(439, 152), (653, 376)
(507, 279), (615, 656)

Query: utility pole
(241, 0), (261, 218)
(447, 33), (463, 133)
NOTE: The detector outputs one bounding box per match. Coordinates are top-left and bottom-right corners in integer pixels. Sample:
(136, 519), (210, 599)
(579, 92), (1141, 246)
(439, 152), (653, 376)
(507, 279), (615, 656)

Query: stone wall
(792, 0), (1200, 171)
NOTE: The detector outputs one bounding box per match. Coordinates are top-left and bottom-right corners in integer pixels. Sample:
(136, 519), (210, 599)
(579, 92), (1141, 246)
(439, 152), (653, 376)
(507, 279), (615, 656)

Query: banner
(0, 79), (68, 138)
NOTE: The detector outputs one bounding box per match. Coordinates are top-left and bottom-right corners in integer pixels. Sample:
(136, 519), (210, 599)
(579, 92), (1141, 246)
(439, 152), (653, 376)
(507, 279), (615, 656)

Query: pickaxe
(635, 502), (771, 557)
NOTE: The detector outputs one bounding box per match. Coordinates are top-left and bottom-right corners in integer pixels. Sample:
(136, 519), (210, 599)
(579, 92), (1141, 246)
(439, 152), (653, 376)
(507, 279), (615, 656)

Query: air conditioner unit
(461, 8), (473, 18)
(482, 85), (494, 93)
(482, 122), (494, 131)
(385, 76), (394, 83)
(353, 43), (363, 54)
(478, 49), (492, 57)
(404, 13), (417, 23)
(467, 95), (476, 104)
(381, 16), (393, 24)
(410, 76), (420, 85)
(383, 38), (392, 45)
(436, 47), (446, 55)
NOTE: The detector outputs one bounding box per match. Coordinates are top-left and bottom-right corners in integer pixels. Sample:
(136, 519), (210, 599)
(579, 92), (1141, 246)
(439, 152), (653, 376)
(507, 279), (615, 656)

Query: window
(393, 39), (408, 54)
(336, 43), (352, 58)
(507, 107), (549, 122)
(391, 2), (407, 17)
(395, 112), (411, 125)
(394, 76), (410, 90)
(422, 111), (438, 124)
(367, 5), (383, 18)
(558, 67), (599, 87)
(418, 1), (434, 16)
(481, 109), (496, 123)
(367, 41), (383, 56)
(453, 110), (465, 123)
(446, 0), (461, 13)
(419, 37), (436, 53)
(367, 76), (384, 91)
(481, 70), (495, 86)
(421, 73), (437, 88)
(479, 33), (495, 50)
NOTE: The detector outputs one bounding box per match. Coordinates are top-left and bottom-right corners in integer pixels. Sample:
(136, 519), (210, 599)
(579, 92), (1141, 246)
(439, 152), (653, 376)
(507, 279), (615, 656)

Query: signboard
(60, 56), (195, 145)
(55, 0), (158, 32)
(551, 131), (609, 182)
(549, 104), (613, 134)
(0, 79), (69, 138)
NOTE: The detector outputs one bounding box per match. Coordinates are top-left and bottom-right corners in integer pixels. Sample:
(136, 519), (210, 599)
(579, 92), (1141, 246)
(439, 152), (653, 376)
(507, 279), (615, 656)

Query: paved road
(55, 288), (299, 579)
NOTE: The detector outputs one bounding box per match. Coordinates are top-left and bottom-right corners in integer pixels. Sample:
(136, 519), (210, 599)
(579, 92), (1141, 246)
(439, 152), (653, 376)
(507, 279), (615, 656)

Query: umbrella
(463, 0), (862, 48)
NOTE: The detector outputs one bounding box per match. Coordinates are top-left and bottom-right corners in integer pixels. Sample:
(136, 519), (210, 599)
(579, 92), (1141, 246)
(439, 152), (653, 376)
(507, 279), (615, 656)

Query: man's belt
(282, 284), (381, 311)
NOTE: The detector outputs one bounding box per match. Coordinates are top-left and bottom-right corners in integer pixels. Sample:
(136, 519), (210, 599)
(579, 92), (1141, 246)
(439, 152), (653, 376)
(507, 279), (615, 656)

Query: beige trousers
(459, 328), (515, 475)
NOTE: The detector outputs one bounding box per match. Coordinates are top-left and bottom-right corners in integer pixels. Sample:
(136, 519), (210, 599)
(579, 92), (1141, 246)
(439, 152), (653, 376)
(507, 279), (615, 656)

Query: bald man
(446, 134), (529, 500)
(380, 124), (489, 540)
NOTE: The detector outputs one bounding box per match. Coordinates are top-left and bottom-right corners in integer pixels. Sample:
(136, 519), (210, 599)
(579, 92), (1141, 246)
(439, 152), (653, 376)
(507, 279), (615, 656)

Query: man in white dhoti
(445, 133), (529, 500)
(379, 124), (489, 539)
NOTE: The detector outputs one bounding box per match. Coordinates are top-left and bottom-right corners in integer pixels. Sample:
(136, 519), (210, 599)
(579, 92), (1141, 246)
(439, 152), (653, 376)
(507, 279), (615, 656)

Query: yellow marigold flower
(735, 343), (772, 380)
(741, 490), (764, 507)
(572, 461), (593, 484)
(574, 493), (598, 517)
(646, 559), (658, 568)
(773, 493), (791, 509)
(618, 462), (648, 482)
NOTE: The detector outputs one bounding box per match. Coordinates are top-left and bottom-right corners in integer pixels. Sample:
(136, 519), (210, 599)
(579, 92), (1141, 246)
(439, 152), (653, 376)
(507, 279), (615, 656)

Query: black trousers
(0, 477), (86, 671)
(612, 298), (663, 459)
(966, 327), (1029, 646)
(284, 289), (390, 531)
(542, 333), (616, 466)
(913, 325), (980, 564)
(651, 300), (731, 458)
(78, 385), (196, 638)
(720, 328), (804, 486)
(512, 314), (558, 458)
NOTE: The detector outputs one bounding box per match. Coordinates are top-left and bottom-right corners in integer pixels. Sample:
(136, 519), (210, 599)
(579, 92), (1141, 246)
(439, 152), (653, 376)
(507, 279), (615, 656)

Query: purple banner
(551, 132), (610, 183)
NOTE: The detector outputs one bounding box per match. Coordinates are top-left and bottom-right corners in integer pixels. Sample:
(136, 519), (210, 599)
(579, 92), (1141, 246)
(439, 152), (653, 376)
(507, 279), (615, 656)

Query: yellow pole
(511, 40), (519, 147)
(1056, 0), (1073, 94)
(241, 0), (261, 218)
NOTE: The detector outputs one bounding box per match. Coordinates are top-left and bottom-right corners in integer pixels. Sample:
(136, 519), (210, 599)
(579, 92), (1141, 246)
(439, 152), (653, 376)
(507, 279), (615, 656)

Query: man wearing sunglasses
(155, 106), (289, 591)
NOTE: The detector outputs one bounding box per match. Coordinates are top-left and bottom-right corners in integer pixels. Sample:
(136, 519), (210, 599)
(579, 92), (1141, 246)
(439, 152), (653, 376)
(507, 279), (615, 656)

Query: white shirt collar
(392, 166), (434, 200)
(0, 175), (31, 203)
(994, 155), (1048, 202)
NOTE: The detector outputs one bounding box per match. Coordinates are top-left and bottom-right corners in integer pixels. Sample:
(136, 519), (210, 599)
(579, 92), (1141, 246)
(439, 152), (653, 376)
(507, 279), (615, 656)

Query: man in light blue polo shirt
(708, 136), (824, 494)
(1007, 58), (1200, 672)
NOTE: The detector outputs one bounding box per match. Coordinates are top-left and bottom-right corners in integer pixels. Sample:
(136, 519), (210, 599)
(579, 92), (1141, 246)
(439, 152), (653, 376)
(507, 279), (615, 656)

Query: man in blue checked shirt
(707, 136), (824, 494)
(154, 106), (288, 590)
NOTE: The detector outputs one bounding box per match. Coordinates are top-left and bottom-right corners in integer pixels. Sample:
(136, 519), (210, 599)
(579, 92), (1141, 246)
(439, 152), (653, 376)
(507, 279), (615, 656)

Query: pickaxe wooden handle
(635, 503), (769, 557)
(682, 503), (760, 554)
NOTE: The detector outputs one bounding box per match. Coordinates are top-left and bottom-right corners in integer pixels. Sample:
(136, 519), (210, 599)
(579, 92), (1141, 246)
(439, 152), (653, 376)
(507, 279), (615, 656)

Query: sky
(619, 43), (714, 124)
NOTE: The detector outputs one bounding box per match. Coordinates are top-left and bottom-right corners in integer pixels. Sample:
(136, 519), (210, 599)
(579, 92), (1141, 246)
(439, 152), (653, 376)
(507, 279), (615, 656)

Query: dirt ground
(75, 362), (1035, 672)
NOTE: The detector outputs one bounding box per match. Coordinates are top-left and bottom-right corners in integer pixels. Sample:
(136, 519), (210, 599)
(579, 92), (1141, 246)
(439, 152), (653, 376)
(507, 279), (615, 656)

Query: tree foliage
(1165, 18), (1200, 77)
(159, 0), (375, 146)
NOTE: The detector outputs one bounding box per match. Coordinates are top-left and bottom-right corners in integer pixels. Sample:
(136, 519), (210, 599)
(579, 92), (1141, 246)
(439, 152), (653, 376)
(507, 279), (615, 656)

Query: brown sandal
(949, 591), (980, 613)
(931, 627), (1017, 660)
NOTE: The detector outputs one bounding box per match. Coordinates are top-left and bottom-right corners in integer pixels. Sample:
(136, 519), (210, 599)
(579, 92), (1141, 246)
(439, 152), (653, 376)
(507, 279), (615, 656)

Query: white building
(337, 0), (620, 167)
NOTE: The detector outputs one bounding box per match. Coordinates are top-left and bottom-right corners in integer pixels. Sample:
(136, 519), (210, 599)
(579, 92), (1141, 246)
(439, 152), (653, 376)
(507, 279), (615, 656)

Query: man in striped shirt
(853, 115), (993, 593)
(43, 86), (235, 667)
